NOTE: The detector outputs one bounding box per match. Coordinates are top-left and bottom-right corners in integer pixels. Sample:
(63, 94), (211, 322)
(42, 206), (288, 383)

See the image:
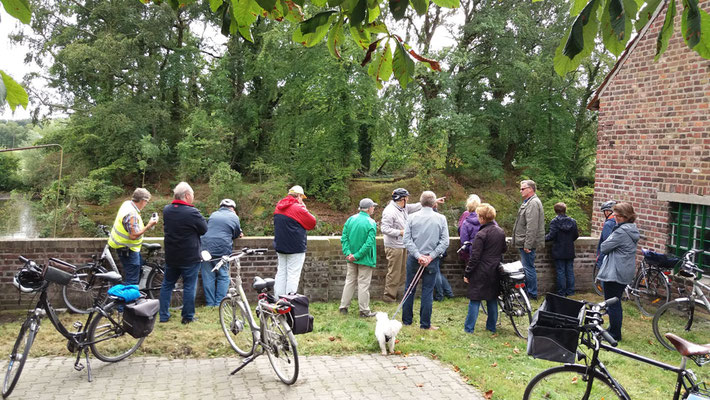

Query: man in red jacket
(273, 185), (317, 297)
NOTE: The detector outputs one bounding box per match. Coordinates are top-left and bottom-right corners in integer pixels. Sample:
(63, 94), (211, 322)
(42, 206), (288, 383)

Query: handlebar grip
(601, 297), (619, 308)
(211, 260), (225, 272)
(596, 325), (618, 347)
(18, 256), (29, 263)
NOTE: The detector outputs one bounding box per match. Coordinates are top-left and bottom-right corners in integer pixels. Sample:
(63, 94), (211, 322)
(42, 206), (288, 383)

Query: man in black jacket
(160, 182), (207, 324)
(545, 202), (579, 297)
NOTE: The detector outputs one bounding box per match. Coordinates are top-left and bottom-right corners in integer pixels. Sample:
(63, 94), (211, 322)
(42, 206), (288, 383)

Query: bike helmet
(220, 198), (236, 208)
(600, 200), (616, 212)
(392, 188), (410, 201)
(13, 261), (44, 293)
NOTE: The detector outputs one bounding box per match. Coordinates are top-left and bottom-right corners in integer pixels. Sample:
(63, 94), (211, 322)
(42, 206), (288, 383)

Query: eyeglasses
(520, 187), (530, 191)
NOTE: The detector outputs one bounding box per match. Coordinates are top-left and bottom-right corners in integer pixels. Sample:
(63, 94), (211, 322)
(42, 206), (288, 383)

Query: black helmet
(13, 261), (44, 293)
(600, 201), (616, 212)
(392, 188), (410, 201)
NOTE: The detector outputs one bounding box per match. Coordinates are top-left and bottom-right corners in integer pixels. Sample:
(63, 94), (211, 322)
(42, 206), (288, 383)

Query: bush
(207, 162), (245, 212)
(70, 178), (124, 206)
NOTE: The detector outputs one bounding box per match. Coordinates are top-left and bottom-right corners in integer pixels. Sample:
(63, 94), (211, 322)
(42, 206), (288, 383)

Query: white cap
(288, 185), (306, 198)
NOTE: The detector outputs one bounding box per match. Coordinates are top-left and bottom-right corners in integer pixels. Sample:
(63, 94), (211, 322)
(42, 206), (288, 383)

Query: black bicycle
(62, 225), (182, 313)
(524, 296), (710, 399)
(3, 256), (149, 398)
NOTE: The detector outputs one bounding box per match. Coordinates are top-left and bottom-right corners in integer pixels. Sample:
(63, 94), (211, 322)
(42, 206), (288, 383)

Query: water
(0, 194), (39, 238)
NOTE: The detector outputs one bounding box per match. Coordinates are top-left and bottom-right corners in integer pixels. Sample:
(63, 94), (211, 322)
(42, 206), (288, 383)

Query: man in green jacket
(339, 198), (378, 318)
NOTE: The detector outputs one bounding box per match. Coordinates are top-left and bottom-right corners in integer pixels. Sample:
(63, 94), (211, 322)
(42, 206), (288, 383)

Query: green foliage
(0, 153), (22, 190)
(542, 186), (594, 235)
(69, 178), (123, 206)
(177, 110), (232, 181)
(207, 162), (245, 212)
(0, 70), (29, 112)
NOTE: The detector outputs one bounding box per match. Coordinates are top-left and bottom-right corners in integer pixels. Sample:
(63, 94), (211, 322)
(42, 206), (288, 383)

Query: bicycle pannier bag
(279, 294), (314, 335)
(123, 298), (160, 339)
(527, 293), (585, 363)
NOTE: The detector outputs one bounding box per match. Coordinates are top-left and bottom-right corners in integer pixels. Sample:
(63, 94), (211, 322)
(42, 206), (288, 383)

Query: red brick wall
(592, 0), (710, 252)
(0, 237), (598, 310)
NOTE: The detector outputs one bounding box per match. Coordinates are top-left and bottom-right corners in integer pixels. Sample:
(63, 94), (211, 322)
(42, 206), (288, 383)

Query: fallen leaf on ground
(571, 376), (578, 383)
(503, 342), (511, 347)
(395, 365), (408, 370)
(328, 336), (336, 341)
(394, 350), (402, 355)
(416, 383), (424, 387)
(453, 365), (460, 372)
(513, 347), (520, 354)
(490, 362), (498, 367)
(484, 389), (494, 399)
(395, 339), (400, 344)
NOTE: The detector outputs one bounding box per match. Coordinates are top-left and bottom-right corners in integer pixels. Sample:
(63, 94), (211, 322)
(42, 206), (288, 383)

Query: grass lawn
(1, 292), (708, 399)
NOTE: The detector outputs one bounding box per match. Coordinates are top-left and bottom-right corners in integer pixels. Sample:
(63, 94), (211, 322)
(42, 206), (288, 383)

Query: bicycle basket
(527, 293), (585, 364)
(643, 250), (680, 269)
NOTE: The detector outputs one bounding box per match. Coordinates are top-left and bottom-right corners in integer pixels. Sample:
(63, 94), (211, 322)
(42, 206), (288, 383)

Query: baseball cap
(359, 198), (377, 209)
(288, 185), (307, 198)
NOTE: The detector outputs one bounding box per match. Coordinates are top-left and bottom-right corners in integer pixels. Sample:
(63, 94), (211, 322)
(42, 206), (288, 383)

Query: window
(668, 202), (710, 269)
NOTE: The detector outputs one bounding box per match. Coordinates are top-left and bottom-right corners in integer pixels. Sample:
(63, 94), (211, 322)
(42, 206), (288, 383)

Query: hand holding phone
(150, 212), (159, 224)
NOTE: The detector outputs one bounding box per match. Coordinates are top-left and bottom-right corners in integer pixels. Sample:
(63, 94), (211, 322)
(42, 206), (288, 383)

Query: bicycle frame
(575, 331), (701, 400)
(224, 255), (262, 344)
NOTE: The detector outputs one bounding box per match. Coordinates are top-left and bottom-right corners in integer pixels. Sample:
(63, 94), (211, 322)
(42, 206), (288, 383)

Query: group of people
(108, 183), (316, 325)
(108, 180), (638, 339)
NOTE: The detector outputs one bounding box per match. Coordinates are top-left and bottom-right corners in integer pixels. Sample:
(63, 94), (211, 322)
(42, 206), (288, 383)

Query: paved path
(8, 355), (485, 399)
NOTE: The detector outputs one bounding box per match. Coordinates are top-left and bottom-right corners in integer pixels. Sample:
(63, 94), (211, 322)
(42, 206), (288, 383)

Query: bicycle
(498, 261), (533, 339)
(524, 296), (710, 399)
(653, 249), (710, 351)
(3, 256), (148, 398)
(62, 225), (182, 313)
(209, 247), (299, 385)
(593, 248), (673, 317)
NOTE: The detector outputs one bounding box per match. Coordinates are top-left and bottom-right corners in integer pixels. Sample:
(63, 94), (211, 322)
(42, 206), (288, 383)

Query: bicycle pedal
(74, 363), (85, 371)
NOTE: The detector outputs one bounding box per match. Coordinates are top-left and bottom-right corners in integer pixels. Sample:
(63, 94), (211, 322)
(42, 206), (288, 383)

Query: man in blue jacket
(160, 182), (207, 324)
(201, 199), (242, 307)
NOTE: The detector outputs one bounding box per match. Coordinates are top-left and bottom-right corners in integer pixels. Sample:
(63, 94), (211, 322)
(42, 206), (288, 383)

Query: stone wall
(0, 237), (599, 310)
(592, 0), (710, 252)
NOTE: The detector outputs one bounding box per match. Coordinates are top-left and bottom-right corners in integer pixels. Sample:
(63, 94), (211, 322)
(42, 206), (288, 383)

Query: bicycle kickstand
(74, 348), (93, 382)
(85, 348), (93, 382)
(230, 353), (260, 375)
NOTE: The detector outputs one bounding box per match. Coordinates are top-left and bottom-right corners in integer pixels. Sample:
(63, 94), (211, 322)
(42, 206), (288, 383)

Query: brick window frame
(668, 202), (710, 270)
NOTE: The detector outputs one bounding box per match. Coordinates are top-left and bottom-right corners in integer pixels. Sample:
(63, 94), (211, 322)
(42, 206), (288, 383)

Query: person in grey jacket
(511, 180), (545, 299)
(381, 188), (445, 302)
(597, 202), (640, 342)
(402, 191), (449, 330)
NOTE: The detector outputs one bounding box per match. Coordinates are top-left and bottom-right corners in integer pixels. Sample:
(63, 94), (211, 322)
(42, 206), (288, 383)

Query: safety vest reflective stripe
(107, 201), (144, 252)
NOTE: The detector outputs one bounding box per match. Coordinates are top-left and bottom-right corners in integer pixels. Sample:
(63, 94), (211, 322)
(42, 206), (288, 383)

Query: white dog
(375, 312), (403, 355)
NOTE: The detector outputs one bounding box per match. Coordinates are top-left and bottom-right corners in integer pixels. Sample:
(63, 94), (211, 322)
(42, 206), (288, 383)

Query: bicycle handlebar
(211, 248), (269, 272)
(457, 241), (471, 254)
(18, 256), (29, 263)
(582, 297), (619, 347)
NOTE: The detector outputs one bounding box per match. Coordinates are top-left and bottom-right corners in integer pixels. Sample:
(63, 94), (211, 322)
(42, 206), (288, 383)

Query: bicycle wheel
(146, 265), (183, 310)
(219, 297), (255, 357)
(508, 287), (533, 339)
(633, 268), (670, 317)
(593, 263), (603, 296)
(62, 265), (108, 314)
(2, 317), (37, 399)
(262, 313), (299, 385)
(523, 364), (625, 400)
(653, 299), (710, 351)
(88, 302), (145, 362)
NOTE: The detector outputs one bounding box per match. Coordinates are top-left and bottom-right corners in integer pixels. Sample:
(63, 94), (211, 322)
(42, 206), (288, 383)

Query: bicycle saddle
(253, 276), (275, 292)
(142, 243), (162, 251)
(665, 333), (710, 357)
(95, 271), (123, 283)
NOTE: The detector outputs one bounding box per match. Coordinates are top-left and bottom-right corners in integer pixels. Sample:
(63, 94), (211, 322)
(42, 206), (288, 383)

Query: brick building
(588, 0), (710, 267)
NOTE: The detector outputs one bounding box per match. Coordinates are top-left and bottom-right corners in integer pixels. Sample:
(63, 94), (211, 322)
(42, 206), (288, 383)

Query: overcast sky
(1, 7), (34, 121)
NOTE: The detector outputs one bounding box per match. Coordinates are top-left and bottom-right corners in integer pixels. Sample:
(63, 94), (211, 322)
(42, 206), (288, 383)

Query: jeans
(602, 280), (626, 341)
(274, 252), (307, 297)
(464, 299), (498, 333)
(402, 255), (438, 329)
(117, 248), (142, 286)
(159, 262), (200, 322)
(554, 259), (575, 296)
(433, 270), (454, 301)
(519, 249), (538, 298)
(201, 260), (230, 307)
